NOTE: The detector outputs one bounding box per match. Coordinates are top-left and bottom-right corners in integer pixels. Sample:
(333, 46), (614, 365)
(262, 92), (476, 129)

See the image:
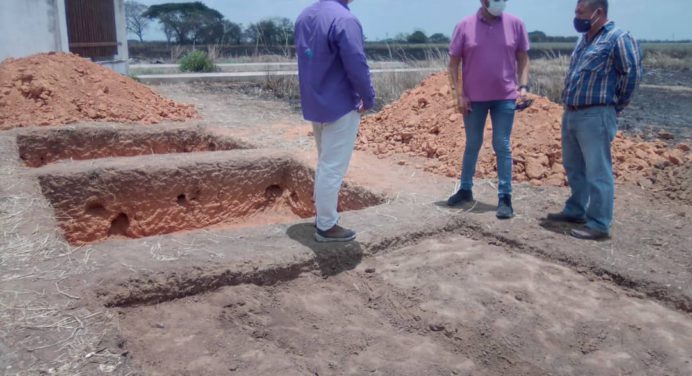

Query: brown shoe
(570, 227), (610, 241)
(315, 224), (356, 243)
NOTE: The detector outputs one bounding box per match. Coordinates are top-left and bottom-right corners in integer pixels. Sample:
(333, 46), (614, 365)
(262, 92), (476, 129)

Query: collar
(586, 21), (614, 43)
(322, 0), (349, 10)
(476, 8), (503, 23)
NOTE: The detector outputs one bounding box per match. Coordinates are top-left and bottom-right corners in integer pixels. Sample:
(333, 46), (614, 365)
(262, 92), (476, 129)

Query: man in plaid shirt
(547, 0), (642, 240)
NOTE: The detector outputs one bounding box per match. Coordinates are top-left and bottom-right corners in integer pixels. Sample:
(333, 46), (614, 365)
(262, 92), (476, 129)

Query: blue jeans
(561, 106), (617, 233)
(460, 100), (516, 195)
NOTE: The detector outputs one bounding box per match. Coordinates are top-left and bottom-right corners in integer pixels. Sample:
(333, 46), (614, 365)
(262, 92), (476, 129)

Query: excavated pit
(38, 153), (386, 245)
(115, 236), (692, 376)
(17, 126), (247, 167)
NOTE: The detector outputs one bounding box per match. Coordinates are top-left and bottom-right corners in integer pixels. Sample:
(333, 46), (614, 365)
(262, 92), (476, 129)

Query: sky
(133, 0), (692, 42)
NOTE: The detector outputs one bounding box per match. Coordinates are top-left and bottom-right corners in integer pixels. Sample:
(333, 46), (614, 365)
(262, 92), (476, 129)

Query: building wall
(0, 0), (69, 61)
(109, 0), (130, 74)
(0, 0), (128, 75)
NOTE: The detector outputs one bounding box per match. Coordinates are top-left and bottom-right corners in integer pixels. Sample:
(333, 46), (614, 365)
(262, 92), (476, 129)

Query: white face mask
(487, 0), (507, 17)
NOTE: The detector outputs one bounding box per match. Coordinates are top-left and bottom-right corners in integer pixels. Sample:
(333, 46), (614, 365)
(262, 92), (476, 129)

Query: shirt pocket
(579, 41), (611, 72)
(463, 42), (478, 57)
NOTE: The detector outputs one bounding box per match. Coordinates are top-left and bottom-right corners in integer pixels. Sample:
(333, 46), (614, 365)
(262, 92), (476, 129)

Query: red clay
(0, 53), (197, 130)
(357, 73), (690, 188)
(37, 153), (385, 245)
(17, 126), (247, 167)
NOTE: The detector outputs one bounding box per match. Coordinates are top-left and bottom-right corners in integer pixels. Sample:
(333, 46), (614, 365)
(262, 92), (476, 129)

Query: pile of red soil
(357, 72), (690, 189)
(0, 53), (197, 130)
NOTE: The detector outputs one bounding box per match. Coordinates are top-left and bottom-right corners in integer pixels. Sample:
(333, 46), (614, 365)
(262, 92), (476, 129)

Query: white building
(0, 0), (129, 74)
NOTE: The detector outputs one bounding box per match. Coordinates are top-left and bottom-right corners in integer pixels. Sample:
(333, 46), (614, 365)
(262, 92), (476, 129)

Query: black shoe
(447, 189), (473, 206)
(570, 227), (610, 241)
(546, 212), (587, 224)
(315, 224), (357, 243)
(496, 194), (514, 219)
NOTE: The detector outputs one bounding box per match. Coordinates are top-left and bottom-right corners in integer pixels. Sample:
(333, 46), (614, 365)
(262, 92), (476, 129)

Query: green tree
(245, 18), (294, 47)
(143, 2), (224, 45)
(407, 30), (428, 44)
(125, 1), (150, 42)
(529, 30), (548, 43)
(428, 33), (450, 44)
(221, 20), (243, 45)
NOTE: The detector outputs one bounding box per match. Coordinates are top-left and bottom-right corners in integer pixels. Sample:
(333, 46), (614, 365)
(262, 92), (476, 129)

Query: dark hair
(579, 0), (608, 15)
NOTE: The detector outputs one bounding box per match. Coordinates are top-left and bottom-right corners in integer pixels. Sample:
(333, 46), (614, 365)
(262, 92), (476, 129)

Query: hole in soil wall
(177, 194), (188, 206)
(108, 213), (131, 237)
(264, 185), (284, 202)
(38, 157), (387, 245)
(17, 128), (250, 167)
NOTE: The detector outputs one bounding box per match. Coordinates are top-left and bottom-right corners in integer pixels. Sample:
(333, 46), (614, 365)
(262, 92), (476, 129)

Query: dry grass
(244, 48), (688, 109)
(258, 54), (448, 110)
(0, 159), (132, 374)
(644, 52), (692, 70)
(529, 56), (570, 103)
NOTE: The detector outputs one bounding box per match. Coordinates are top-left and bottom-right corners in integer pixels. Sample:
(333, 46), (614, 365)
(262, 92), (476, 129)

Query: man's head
(576, 0), (608, 20)
(575, 0), (608, 33)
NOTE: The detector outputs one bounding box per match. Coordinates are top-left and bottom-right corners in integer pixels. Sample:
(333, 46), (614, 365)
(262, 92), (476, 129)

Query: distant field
(128, 42), (692, 62)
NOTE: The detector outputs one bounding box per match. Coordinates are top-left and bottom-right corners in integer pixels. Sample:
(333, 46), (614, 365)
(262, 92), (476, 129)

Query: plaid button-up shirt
(563, 22), (643, 112)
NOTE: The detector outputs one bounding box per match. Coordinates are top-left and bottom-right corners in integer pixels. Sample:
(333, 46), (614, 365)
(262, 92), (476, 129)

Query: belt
(564, 104), (607, 112)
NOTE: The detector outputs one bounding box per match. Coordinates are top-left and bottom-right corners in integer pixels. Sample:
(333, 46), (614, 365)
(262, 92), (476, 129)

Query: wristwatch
(519, 85), (530, 92)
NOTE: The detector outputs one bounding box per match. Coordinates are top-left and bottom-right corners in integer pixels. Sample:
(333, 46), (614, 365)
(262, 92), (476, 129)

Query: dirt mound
(650, 164), (692, 205)
(357, 72), (690, 190)
(0, 53), (197, 130)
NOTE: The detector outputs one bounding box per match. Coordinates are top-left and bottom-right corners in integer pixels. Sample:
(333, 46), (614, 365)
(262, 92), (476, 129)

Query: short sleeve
(448, 23), (464, 57)
(516, 20), (530, 52)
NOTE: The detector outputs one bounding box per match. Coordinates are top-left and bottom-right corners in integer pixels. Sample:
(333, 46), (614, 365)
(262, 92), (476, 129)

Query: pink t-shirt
(449, 10), (530, 102)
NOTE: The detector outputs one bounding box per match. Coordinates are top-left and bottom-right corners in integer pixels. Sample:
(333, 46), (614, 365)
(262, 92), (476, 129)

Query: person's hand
(457, 95), (471, 116)
(518, 87), (529, 101)
(357, 100), (366, 114)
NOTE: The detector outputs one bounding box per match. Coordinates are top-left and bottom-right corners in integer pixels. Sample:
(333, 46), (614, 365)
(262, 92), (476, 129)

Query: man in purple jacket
(295, 0), (376, 243)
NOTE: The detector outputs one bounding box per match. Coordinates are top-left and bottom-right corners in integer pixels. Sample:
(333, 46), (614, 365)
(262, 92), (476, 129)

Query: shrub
(179, 50), (216, 72)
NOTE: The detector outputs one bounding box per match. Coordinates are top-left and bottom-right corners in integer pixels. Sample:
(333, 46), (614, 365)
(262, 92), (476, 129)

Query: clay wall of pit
(37, 152), (386, 245)
(17, 126), (248, 167)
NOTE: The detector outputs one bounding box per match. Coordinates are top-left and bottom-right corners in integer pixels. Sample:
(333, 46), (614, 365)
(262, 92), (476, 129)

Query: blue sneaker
(496, 194), (514, 219)
(447, 189), (473, 206)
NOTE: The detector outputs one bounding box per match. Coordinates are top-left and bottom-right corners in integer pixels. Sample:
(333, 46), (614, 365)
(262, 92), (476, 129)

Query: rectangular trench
(37, 152), (387, 245)
(17, 125), (249, 167)
(113, 236), (692, 376)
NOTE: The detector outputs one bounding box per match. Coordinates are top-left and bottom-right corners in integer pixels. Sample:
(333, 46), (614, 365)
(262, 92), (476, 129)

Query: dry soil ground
(619, 68), (692, 140)
(0, 83), (690, 376)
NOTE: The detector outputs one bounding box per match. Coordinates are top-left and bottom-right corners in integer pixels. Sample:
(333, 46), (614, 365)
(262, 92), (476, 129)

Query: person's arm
(516, 21), (531, 98)
(516, 51), (530, 98)
(335, 17), (376, 111)
(448, 24), (469, 115)
(613, 32), (643, 113)
(448, 55), (462, 98)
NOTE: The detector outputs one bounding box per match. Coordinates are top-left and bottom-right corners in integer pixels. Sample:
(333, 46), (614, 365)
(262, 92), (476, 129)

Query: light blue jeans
(460, 100), (516, 195)
(561, 106), (618, 233)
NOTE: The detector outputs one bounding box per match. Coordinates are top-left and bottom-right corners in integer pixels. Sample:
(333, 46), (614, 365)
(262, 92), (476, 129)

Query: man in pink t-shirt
(446, 0), (530, 219)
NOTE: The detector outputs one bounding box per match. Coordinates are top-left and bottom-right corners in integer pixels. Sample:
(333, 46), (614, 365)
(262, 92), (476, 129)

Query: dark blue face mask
(574, 10), (600, 33)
